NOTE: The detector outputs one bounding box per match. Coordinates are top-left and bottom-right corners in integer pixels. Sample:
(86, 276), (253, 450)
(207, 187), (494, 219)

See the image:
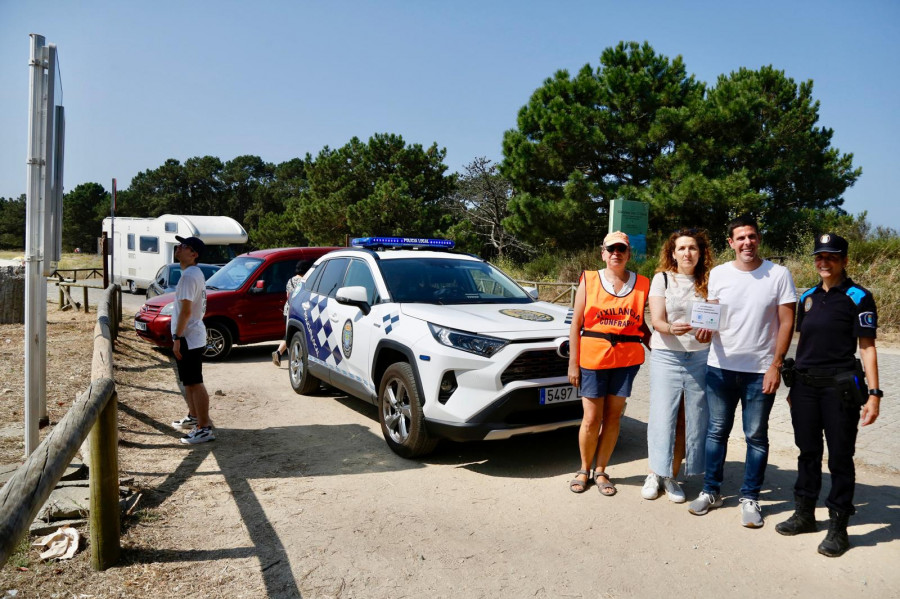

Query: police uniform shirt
(795, 277), (877, 369)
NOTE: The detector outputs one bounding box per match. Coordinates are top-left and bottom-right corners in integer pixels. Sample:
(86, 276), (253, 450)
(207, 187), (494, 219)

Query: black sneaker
(180, 426), (215, 444)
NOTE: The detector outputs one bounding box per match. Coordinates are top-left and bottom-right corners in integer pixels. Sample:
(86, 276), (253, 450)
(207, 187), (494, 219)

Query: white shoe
(641, 473), (661, 500)
(663, 477), (686, 503)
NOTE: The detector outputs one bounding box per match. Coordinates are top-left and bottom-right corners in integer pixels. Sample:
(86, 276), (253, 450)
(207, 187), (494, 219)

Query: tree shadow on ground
(116, 401), (426, 598)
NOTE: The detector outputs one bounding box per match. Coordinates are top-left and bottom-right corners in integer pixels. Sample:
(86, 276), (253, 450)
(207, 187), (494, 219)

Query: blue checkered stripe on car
(565, 308), (573, 325)
(304, 292), (376, 395)
(305, 293), (342, 366)
(383, 311), (400, 334)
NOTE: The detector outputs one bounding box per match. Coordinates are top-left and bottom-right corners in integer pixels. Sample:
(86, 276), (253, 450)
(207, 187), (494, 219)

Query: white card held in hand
(691, 302), (722, 331)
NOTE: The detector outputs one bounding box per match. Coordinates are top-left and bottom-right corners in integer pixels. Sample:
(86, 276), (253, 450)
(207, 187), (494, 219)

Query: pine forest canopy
(2, 41), (864, 256)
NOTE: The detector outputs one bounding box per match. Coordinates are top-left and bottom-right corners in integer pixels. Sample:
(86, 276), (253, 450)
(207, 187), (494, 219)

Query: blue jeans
(648, 348), (709, 478)
(703, 366), (775, 500)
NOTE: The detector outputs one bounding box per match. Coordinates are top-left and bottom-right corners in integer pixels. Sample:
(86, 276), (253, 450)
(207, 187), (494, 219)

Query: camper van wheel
(128, 280), (138, 294)
(203, 322), (233, 361)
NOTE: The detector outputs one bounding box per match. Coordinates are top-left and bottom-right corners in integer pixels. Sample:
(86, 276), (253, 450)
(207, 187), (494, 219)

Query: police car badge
(342, 319), (353, 358)
(499, 309), (554, 322)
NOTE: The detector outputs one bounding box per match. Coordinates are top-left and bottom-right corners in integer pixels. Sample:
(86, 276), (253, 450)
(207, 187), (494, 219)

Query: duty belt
(581, 331), (643, 346)
(795, 363), (857, 389)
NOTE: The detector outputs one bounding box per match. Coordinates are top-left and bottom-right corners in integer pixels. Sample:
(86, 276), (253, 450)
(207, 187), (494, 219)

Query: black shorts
(176, 345), (204, 386)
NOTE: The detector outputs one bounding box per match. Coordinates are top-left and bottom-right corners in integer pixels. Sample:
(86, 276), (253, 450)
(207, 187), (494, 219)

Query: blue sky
(2, 1), (898, 231)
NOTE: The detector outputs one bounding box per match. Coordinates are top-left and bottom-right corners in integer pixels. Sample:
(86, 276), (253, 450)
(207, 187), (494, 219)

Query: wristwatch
(868, 388), (884, 398)
(172, 334), (181, 342)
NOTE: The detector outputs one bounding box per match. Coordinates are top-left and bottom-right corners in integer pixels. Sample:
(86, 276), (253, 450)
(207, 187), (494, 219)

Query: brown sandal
(595, 471), (617, 496)
(569, 469), (593, 493)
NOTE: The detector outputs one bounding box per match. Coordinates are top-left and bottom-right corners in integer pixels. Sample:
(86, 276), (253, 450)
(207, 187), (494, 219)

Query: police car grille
(501, 350), (568, 385)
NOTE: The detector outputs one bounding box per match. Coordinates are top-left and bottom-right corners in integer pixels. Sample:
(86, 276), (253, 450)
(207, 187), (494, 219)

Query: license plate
(539, 385), (581, 405)
(134, 320), (147, 331)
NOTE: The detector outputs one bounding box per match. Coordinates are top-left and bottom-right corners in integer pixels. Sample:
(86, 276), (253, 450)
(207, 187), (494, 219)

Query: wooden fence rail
(49, 267), (104, 282)
(517, 280), (577, 306)
(0, 284), (121, 570)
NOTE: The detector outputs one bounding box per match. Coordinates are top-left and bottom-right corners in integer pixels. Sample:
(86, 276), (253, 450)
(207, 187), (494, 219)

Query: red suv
(134, 247), (338, 360)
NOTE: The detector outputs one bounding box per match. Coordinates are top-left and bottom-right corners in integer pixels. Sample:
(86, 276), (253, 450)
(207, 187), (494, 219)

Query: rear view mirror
(249, 279), (265, 294)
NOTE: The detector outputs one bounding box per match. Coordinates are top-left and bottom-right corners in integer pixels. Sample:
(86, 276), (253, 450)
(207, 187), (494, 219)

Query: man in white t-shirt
(688, 216), (797, 528)
(169, 235), (214, 444)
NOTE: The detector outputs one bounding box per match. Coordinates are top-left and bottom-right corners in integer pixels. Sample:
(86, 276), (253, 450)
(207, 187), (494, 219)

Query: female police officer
(776, 233), (882, 557)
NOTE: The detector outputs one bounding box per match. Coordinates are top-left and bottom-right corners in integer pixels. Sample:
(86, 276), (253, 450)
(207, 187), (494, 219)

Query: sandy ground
(1, 305), (899, 598)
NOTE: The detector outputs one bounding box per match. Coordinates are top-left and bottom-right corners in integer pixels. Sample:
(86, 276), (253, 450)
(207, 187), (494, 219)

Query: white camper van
(101, 214), (248, 293)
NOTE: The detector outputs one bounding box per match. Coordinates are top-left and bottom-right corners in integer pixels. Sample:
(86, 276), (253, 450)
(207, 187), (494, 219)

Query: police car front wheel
(378, 362), (438, 458)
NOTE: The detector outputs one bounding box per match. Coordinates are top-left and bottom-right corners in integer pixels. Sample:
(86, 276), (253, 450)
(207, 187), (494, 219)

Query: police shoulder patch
(858, 311), (876, 329)
(845, 285), (866, 306)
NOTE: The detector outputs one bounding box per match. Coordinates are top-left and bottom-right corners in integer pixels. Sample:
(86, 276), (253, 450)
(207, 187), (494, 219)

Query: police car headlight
(428, 323), (508, 358)
(160, 302), (175, 316)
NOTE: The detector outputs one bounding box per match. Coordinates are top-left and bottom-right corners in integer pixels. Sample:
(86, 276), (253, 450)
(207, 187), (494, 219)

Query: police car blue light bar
(351, 237), (455, 249)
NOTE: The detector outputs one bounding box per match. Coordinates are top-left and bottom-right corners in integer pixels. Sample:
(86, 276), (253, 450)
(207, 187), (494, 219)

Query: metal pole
(109, 178), (115, 288)
(24, 34), (46, 455)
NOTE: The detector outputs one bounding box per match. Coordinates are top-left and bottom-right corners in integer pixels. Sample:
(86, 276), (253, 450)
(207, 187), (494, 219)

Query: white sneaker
(180, 426), (215, 445)
(663, 477), (686, 503)
(641, 473), (661, 500)
(740, 498), (764, 528)
(171, 415), (197, 430)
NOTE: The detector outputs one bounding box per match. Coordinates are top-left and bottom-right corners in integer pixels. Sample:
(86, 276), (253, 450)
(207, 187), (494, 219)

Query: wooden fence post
(88, 390), (120, 570)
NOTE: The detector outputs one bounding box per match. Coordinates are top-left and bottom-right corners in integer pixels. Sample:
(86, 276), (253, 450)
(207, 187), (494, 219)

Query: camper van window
(164, 222), (177, 233)
(139, 236), (159, 253)
(127, 234), (135, 251)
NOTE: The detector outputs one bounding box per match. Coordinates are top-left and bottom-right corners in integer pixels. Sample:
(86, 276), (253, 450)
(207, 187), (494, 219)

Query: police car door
(324, 258), (381, 401)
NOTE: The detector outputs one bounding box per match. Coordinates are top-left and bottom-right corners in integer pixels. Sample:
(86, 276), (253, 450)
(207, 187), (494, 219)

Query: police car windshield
(379, 258), (533, 304)
(205, 257), (264, 291)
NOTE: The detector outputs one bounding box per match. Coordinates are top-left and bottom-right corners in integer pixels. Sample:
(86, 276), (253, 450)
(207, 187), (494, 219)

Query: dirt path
(2, 318), (899, 597)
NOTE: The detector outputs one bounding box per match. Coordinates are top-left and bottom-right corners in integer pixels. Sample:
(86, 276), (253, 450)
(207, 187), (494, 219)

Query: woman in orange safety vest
(568, 231), (651, 496)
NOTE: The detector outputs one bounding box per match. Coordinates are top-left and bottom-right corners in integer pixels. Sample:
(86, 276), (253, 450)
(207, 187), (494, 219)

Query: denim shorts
(579, 364), (640, 399)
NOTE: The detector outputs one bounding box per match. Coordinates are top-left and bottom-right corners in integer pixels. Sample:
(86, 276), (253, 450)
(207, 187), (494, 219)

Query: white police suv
(285, 237), (578, 457)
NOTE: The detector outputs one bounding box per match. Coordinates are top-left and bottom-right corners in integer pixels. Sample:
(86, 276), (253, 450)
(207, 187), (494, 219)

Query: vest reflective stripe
(579, 270), (649, 370)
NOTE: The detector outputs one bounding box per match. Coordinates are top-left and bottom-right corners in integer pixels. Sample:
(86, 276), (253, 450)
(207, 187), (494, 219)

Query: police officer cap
(812, 232), (848, 256)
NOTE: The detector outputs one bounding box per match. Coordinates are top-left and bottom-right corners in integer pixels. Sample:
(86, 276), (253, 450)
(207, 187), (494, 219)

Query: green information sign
(609, 199), (649, 259)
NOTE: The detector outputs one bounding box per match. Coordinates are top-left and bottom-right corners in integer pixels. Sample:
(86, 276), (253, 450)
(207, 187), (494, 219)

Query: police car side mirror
(336, 286), (371, 316)
(524, 286), (539, 300)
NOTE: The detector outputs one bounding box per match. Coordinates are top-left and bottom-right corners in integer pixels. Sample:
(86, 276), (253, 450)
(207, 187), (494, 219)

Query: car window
(206, 257), (264, 291)
(169, 266), (182, 287)
(314, 258), (350, 298)
(259, 260), (298, 294)
(379, 257), (532, 304)
(155, 266), (166, 285)
(199, 265), (220, 279)
(343, 259), (379, 304)
(304, 262), (325, 290)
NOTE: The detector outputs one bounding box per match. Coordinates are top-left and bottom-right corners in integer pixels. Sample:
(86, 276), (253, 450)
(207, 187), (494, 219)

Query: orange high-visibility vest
(579, 270), (649, 370)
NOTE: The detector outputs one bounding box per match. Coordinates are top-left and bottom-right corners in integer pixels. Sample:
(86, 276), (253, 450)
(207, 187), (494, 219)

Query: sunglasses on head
(605, 243), (628, 254)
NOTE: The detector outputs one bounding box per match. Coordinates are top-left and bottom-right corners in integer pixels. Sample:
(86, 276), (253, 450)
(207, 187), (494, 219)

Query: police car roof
(331, 247), (481, 261)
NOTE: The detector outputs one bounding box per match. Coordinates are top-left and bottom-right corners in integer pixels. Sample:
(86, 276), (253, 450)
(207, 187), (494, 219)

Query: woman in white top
(272, 259), (314, 367)
(641, 229), (714, 503)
